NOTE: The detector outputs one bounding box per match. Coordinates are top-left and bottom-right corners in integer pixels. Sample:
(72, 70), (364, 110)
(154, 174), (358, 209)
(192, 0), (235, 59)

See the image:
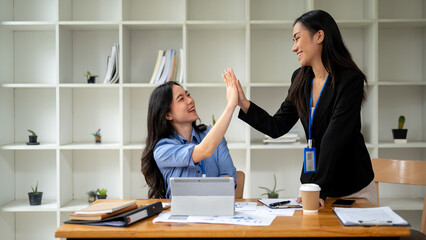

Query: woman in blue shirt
(141, 73), (238, 198)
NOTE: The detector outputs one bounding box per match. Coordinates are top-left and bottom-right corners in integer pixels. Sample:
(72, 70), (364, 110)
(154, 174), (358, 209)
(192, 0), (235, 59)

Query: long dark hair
(288, 10), (367, 118)
(141, 81), (206, 198)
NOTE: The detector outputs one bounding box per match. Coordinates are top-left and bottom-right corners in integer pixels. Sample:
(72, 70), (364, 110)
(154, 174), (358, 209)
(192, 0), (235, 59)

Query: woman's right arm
(191, 69), (238, 163)
(227, 68), (300, 138)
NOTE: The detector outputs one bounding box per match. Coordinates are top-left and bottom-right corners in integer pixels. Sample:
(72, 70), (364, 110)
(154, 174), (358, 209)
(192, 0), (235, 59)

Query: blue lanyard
(200, 160), (206, 176)
(308, 74), (329, 148)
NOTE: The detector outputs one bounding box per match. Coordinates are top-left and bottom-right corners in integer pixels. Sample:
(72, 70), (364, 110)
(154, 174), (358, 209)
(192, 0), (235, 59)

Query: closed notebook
(70, 203), (138, 221)
(64, 201), (163, 227)
(74, 200), (137, 215)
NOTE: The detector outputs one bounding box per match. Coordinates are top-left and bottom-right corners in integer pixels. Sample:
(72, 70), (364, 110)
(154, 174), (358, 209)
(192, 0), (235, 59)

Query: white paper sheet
(235, 202), (258, 211)
(153, 211), (276, 226)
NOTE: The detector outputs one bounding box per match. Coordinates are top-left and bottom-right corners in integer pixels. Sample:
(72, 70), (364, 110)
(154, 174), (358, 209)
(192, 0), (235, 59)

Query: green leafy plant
(398, 115), (405, 129)
(84, 71), (98, 79)
(92, 129), (101, 137)
(87, 190), (98, 197)
(212, 115), (216, 126)
(27, 129), (37, 136)
(258, 174), (285, 197)
(31, 181), (39, 194)
(97, 188), (107, 196)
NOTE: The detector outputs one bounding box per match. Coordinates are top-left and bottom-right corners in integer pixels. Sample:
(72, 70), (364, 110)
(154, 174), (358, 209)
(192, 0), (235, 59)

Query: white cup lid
(299, 183), (321, 191)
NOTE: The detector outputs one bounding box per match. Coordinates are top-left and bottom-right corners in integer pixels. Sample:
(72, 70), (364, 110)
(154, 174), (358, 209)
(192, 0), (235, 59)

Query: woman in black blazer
(223, 10), (376, 206)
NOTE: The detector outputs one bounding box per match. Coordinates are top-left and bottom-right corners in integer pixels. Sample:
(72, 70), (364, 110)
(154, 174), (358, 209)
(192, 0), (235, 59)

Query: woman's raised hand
(223, 68), (250, 113)
(222, 68), (238, 109)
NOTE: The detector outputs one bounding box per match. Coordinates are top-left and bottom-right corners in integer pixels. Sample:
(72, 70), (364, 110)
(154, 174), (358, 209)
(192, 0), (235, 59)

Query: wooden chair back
(371, 158), (426, 234)
(235, 170), (245, 199)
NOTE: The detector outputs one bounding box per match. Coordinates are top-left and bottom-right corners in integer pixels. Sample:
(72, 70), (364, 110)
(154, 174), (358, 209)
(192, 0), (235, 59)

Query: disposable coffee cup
(300, 183), (321, 214)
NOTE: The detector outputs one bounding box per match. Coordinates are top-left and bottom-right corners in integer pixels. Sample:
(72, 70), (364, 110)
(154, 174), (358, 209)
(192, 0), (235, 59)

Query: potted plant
(392, 115), (407, 143)
(258, 174), (285, 198)
(92, 129), (101, 143)
(87, 190), (97, 203)
(28, 181), (43, 205)
(27, 129), (39, 145)
(97, 188), (107, 199)
(85, 71), (98, 84)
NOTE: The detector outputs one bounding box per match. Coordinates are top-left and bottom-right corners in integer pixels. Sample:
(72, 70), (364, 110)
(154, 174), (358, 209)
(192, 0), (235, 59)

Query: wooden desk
(55, 198), (410, 239)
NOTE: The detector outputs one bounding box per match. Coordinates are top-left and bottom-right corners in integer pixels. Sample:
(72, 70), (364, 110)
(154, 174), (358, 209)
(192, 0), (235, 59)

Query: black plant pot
(29, 135), (38, 143)
(97, 195), (107, 199)
(392, 129), (407, 143)
(87, 76), (96, 84)
(268, 194), (278, 199)
(28, 192), (43, 205)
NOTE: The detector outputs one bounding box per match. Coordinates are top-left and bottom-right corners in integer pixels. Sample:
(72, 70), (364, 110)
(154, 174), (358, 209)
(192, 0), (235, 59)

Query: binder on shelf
(64, 201), (163, 227)
(151, 48), (183, 84)
(157, 49), (172, 84)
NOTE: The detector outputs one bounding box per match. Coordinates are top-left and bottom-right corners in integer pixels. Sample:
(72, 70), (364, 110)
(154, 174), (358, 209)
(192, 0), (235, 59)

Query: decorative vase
(95, 136), (101, 143)
(392, 129), (407, 143)
(88, 196), (96, 203)
(97, 195), (107, 199)
(28, 192), (43, 205)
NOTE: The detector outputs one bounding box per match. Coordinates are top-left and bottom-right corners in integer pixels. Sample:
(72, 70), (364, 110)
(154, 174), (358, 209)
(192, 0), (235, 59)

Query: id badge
(304, 147), (316, 173)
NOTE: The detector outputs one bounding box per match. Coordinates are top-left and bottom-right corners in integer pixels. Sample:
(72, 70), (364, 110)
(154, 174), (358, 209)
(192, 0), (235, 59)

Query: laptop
(170, 177), (235, 216)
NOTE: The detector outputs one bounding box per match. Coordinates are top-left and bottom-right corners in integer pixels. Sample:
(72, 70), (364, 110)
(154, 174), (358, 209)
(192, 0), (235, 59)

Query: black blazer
(239, 67), (374, 200)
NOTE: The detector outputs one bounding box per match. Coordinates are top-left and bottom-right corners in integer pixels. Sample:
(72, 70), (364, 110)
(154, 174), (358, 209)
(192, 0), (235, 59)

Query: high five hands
(222, 68), (251, 113)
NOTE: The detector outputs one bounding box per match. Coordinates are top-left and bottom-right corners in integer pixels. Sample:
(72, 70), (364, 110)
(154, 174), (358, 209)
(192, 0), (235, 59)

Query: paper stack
(103, 43), (120, 84)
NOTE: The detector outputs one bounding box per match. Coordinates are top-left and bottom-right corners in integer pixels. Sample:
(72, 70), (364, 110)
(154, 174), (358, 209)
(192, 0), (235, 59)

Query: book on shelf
(70, 203), (138, 221)
(149, 50), (165, 84)
(151, 48), (183, 84)
(74, 200), (137, 215)
(103, 43), (120, 84)
(65, 201), (164, 227)
(263, 132), (300, 144)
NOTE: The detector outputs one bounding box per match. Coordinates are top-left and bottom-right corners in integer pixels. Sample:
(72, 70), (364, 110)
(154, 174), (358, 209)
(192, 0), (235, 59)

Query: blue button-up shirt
(153, 127), (237, 198)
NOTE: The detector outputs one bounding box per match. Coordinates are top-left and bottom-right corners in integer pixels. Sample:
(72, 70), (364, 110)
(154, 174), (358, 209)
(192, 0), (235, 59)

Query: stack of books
(149, 49), (183, 84)
(103, 43), (120, 84)
(65, 200), (163, 227)
(263, 132), (300, 144)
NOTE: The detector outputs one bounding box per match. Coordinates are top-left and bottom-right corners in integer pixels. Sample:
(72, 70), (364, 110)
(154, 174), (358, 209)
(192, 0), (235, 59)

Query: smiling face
(166, 85), (199, 127)
(292, 22), (324, 67)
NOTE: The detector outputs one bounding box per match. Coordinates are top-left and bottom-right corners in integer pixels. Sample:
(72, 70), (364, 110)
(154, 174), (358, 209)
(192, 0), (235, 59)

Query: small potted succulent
(27, 129), (39, 145)
(92, 129), (101, 143)
(258, 174), (285, 198)
(87, 190), (98, 203)
(392, 115), (407, 143)
(28, 181), (43, 205)
(97, 188), (107, 199)
(85, 71), (98, 84)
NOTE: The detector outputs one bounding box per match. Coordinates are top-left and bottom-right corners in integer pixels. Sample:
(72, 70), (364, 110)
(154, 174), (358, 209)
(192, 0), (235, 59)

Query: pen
(358, 220), (393, 226)
(269, 200), (291, 207)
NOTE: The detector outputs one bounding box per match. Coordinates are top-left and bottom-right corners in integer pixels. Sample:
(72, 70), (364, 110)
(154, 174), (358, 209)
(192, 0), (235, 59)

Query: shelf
(1, 21), (56, 30)
(378, 142), (426, 149)
(379, 19), (426, 28)
(59, 143), (121, 150)
(0, 143), (57, 150)
(0, 83), (57, 88)
(250, 143), (305, 150)
(59, 83), (120, 88)
(1, 199), (57, 212)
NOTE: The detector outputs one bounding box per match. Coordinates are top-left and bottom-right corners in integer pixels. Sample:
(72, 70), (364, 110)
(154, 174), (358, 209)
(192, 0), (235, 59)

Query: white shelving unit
(1, 0), (425, 239)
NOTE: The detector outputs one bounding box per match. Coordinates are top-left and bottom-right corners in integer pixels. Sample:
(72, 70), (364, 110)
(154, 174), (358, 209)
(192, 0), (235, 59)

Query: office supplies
(269, 200), (290, 207)
(170, 177), (235, 216)
(258, 198), (302, 209)
(64, 201), (163, 227)
(333, 206), (409, 226)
